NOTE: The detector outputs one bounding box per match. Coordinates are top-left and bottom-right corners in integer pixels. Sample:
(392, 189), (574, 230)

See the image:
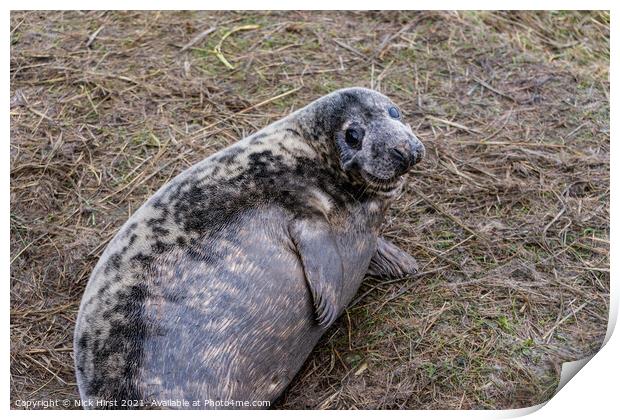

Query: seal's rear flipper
(289, 219), (344, 327)
(367, 237), (418, 279)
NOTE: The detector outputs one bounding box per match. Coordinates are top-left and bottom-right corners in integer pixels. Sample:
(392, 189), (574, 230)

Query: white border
(5, 3), (616, 419)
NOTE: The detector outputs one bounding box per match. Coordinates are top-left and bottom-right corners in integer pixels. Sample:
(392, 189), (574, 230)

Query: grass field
(10, 11), (609, 409)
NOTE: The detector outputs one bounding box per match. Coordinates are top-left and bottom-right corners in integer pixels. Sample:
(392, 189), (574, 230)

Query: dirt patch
(10, 11), (609, 409)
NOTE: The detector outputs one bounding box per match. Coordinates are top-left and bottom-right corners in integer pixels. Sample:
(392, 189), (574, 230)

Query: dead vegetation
(10, 11), (609, 409)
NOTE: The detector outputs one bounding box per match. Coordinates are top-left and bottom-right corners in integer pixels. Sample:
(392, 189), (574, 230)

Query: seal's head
(300, 87), (425, 195)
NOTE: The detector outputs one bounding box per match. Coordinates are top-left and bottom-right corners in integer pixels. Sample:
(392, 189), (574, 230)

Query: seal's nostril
(407, 133), (425, 166)
(411, 143), (425, 165)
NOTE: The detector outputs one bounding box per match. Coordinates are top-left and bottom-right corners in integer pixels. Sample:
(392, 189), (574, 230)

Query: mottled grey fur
(74, 87), (424, 409)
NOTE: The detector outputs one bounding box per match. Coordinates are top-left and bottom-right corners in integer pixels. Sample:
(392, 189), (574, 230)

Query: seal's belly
(135, 207), (375, 405)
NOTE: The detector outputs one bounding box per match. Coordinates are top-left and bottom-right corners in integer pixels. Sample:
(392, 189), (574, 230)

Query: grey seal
(73, 87), (425, 409)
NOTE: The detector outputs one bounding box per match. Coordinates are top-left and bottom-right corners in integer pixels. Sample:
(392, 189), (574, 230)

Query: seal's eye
(345, 127), (364, 149)
(388, 106), (400, 119)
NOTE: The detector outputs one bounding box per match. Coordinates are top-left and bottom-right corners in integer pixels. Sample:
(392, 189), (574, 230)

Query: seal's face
(333, 89), (425, 194)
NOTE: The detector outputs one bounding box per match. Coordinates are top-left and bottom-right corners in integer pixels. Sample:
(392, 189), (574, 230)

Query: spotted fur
(74, 87), (424, 409)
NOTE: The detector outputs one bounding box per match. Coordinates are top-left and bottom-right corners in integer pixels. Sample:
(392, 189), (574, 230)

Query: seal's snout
(408, 135), (425, 166)
(390, 135), (424, 176)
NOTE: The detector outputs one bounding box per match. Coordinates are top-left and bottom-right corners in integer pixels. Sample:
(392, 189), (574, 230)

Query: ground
(10, 11), (609, 409)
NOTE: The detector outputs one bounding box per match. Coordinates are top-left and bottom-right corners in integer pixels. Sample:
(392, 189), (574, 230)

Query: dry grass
(10, 11), (609, 409)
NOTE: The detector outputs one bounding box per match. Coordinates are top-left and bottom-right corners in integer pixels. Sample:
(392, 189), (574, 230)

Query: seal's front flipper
(289, 219), (344, 327)
(367, 237), (418, 279)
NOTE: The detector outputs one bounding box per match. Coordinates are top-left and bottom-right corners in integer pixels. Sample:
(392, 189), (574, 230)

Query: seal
(73, 87), (425, 409)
